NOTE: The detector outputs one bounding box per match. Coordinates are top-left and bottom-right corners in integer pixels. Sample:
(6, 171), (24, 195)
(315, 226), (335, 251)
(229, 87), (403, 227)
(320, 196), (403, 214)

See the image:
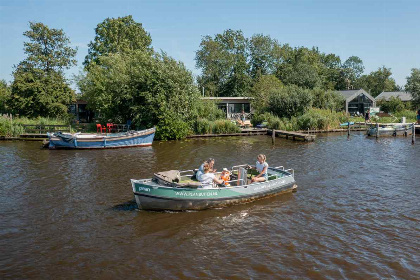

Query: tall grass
(193, 118), (241, 135)
(0, 115), (68, 137)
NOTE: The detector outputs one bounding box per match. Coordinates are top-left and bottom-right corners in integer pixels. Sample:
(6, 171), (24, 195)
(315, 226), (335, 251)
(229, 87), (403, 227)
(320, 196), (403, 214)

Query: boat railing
(231, 164), (248, 170)
(285, 169), (294, 177)
(273, 166), (284, 170)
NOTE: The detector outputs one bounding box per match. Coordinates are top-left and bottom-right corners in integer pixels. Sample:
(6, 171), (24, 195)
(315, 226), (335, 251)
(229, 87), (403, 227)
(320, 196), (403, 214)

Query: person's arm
(213, 177), (224, 185)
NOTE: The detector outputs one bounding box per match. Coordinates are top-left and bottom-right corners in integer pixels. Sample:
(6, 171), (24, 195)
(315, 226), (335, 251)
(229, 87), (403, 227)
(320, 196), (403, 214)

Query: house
(69, 99), (94, 123)
(375, 91), (412, 103)
(338, 89), (376, 115)
(201, 97), (253, 120)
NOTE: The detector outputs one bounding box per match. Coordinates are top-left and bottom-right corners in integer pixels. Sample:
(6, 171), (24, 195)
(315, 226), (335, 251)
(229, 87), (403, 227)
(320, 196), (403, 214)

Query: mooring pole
(376, 123), (379, 139)
(347, 118), (350, 137)
(412, 123), (415, 145)
(272, 129), (275, 144)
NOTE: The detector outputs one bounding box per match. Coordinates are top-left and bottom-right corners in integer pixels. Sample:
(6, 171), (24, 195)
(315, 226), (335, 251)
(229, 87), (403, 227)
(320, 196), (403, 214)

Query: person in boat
(250, 154), (269, 183)
(220, 168), (231, 186)
(195, 158), (216, 181)
(199, 162), (224, 189)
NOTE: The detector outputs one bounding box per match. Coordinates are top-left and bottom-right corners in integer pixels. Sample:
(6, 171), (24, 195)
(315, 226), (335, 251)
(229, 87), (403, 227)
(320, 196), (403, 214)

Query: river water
(1, 133), (419, 279)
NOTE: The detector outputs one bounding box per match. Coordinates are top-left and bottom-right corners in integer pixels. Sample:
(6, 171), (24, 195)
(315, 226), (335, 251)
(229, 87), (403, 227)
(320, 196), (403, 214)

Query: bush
(296, 108), (347, 130)
(268, 85), (313, 118)
(211, 119), (241, 134)
(194, 118), (212, 135)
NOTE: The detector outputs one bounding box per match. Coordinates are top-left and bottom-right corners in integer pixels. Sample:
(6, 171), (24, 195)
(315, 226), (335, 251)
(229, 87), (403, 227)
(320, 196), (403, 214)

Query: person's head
(222, 168), (229, 175)
(257, 154), (266, 164)
(203, 163), (211, 173)
(206, 158), (215, 168)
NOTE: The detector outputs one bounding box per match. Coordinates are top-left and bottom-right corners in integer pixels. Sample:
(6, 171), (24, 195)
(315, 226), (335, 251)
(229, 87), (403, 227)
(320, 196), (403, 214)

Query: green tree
(78, 50), (200, 140)
(250, 75), (283, 113)
(248, 34), (281, 78)
(0, 80), (11, 113)
(356, 66), (398, 97)
(342, 56), (364, 89)
(10, 22), (77, 118)
(84, 15), (152, 69)
(405, 68), (420, 105)
(195, 29), (251, 97)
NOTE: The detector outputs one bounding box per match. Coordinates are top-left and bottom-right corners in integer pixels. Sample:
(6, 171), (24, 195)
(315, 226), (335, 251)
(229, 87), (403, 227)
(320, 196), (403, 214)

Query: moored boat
(131, 165), (297, 211)
(47, 127), (155, 149)
(366, 123), (413, 137)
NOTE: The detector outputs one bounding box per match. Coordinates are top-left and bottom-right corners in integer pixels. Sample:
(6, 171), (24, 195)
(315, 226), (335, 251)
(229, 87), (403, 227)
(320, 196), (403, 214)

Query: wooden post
(347, 118), (350, 137)
(272, 129), (275, 144)
(376, 123), (379, 139)
(412, 123), (415, 145)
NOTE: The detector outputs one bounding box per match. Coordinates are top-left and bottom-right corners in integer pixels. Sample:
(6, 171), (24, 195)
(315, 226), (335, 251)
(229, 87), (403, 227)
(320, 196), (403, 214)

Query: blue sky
(1, 0), (419, 90)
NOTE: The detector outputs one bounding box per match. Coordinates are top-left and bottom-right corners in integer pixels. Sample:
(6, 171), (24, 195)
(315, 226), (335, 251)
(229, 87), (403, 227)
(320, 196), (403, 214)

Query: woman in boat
(199, 162), (223, 189)
(250, 154), (269, 183)
(195, 158), (216, 181)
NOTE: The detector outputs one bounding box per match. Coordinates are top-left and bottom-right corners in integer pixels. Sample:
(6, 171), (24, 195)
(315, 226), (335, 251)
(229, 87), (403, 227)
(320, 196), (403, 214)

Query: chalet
(201, 97), (253, 120)
(338, 89), (376, 115)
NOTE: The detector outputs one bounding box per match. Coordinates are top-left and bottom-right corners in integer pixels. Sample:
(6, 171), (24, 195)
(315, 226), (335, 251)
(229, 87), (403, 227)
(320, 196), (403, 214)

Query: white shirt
(256, 161), (268, 175)
(200, 172), (215, 189)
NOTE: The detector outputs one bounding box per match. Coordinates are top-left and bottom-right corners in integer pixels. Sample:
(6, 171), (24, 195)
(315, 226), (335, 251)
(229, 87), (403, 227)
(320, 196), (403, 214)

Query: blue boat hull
(48, 128), (155, 149)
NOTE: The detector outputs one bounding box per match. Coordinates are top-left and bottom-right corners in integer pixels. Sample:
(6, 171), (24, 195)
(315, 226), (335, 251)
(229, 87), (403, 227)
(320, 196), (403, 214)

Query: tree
(405, 68), (420, 105)
(0, 80), (11, 113)
(195, 29), (251, 97)
(250, 75), (283, 113)
(342, 56), (364, 89)
(10, 22), (77, 118)
(78, 50), (201, 140)
(356, 66), (398, 97)
(84, 15), (152, 69)
(248, 34), (281, 78)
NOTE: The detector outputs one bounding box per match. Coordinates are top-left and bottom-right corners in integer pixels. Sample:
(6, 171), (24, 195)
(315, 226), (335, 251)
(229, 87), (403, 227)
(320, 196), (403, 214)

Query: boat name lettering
(138, 186), (151, 192)
(175, 191), (218, 197)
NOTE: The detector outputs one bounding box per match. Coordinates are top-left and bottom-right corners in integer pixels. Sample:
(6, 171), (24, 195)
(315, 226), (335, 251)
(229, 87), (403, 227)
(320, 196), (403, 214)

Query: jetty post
(376, 123), (379, 139)
(272, 129), (275, 144)
(412, 123), (415, 145)
(347, 118), (350, 137)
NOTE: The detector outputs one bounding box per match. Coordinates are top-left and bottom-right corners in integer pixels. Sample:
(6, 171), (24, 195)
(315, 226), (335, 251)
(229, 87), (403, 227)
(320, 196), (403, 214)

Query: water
(1, 133), (419, 279)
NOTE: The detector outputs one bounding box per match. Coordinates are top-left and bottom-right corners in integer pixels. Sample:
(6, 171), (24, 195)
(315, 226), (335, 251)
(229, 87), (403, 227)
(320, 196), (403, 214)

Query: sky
(1, 0), (419, 91)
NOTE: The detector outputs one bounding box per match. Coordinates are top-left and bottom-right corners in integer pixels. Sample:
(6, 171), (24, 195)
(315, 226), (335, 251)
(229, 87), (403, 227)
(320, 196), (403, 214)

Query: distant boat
(47, 127), (155, 149)
(340, 122), (354, 127)
(366, 123), (412, 137)
(131, 165), (297, 211)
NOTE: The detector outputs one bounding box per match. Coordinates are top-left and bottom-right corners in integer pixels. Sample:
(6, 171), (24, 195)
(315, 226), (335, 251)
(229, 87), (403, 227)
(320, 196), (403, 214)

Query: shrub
(211, 119), (240, 134)
(194, 118), (212, 135)
(268, 85), (313, 118)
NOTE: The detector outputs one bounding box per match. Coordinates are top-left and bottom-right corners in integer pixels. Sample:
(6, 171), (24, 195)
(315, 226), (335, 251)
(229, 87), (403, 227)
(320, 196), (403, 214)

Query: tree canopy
(405, 68), (420, 106)
(9, 22), (77, 118)
(84, 15), (152, 69)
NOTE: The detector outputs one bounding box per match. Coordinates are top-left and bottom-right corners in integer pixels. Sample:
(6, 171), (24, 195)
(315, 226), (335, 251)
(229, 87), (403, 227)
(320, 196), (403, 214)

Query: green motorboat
(131, 165), (297, 211)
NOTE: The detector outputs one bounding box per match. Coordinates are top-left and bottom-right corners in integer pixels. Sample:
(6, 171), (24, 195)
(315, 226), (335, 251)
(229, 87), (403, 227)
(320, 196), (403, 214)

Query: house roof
(337, 89), (376, 103)
(375, 91), (412, 101)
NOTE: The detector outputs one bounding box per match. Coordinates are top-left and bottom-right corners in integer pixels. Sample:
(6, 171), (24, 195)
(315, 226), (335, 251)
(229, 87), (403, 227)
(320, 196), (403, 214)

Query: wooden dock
(187, 128), (268, 138)
(271, 129), (316, 141)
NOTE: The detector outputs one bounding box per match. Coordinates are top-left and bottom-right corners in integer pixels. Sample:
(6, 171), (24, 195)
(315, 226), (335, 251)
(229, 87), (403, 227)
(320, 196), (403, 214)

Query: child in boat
(251, 154), (269, 183)
(199, 162), (223, 189)
(220, 168), (231, 186)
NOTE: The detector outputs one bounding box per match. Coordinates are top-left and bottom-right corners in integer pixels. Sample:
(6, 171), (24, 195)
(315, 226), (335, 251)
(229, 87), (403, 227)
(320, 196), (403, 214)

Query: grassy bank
(0, 115), (68, 137)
